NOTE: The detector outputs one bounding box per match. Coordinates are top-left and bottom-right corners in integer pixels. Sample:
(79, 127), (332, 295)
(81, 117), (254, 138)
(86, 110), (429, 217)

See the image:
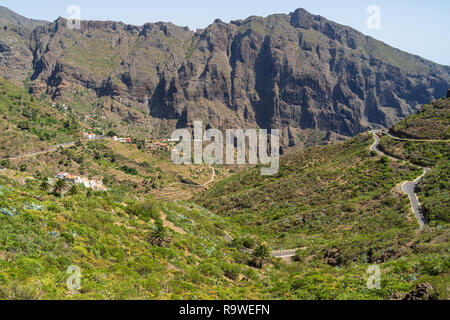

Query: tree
(250, 245), (271, 268)
(39, 180), (50, 192)
(68, 184), (78, 195)
(52, 179), (67, 196)
(148, 221), (169, 247)
(1, 159), (10, 169)
(379, 156), (390, 165)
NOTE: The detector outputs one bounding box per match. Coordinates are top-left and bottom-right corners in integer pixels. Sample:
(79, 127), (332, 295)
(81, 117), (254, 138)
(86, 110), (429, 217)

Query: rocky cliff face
(0, 25), (36, 86)
(1, 8), (449, 146)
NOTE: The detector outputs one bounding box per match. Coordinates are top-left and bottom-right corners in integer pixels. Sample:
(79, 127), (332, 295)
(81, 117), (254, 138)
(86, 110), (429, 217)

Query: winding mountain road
(185, 130), (431, 259)
(400, 170), (429, 228)
(223, 129), (431, 256)
(370, 130), (428, 228)
(384, 132), (450, 143)
(0, 136), (111, 162)
(0, 141), (76, 161)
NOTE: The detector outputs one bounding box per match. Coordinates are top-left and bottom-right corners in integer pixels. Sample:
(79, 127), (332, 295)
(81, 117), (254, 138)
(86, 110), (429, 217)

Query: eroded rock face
(0, 25), (36, 86)
(1, 8), (449, 146)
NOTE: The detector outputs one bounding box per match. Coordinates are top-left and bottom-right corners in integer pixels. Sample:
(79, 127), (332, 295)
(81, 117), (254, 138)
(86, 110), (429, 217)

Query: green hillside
(379, 98), (450, 224)
(2, 134), (447, 299)
(0, 75), (448, 300)
(0, 77), (79, 159)
(197, 107), (450, 299)
(0, 174), (270, 299)
(390, 98), (450, 140)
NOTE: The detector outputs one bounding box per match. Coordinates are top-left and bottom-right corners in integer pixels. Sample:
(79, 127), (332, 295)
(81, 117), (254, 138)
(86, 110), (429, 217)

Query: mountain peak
(289, 7), (315, 29)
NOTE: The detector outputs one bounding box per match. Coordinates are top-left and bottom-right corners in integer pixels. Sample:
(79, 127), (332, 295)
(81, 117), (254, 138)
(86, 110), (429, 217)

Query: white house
(56, 172), (68, 180)
(55, 172), (108, 191)
(83, 133), (97, 140)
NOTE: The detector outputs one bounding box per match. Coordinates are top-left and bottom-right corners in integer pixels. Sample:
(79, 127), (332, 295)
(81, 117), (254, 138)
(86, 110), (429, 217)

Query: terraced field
(154, 186), (193, 202)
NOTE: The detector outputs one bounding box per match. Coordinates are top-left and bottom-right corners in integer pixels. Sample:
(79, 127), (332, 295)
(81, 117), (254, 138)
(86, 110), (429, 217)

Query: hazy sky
(2, 0), (449, 65)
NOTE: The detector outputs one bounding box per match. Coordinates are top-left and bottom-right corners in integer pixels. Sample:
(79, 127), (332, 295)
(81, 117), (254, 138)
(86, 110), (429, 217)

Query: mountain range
(0, 6), (448, 300)
(0, 7), (449, 147)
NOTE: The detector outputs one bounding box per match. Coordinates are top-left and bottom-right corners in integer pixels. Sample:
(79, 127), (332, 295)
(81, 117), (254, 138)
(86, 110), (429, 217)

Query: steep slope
(1, 133), (448, 300)
(0, 175), (272, 299)
(379, 97), (449, 224)
(1, 79), (448, 299)
(0, 26), (34, 86)
(390, 98), (450, 140)
(0, 7), (48, 85)
(0, 77), (79, 159)
(0, 8), (449, 146)
(198, 134), (424, 246)
(197, 104), (449, 299)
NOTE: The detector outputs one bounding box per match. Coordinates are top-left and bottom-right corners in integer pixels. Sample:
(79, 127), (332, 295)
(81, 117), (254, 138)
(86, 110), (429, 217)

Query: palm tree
(39, 180), (50, 192)
(52, 179), (67, 196)
(251, 245), (271, 268)
(68, 184), (78, 195)
(148, 221), (169, 247)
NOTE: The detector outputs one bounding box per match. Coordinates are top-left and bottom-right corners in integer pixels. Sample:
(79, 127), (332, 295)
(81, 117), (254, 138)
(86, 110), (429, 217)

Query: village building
(55, 172), (108, 191)
(56, 172), (68, 180)
(83, 132), (97, 140)
(65, 174), (77, 184)
(112, 136), (131, 143)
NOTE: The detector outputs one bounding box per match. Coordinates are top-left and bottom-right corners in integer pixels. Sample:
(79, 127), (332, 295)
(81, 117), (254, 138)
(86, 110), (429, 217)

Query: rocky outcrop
(404, 283), (436, 300)
(391, 283), (436, 300)
(323, 248), (342, 266)
(0, 8), (449, 146)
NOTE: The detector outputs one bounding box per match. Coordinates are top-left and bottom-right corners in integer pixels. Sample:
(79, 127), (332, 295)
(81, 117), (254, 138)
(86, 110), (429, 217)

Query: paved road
(370, 130), (428, 228)
(384, 132), (450, 143)
(1, 136), (110, 161)
(0, 141), (76, 161)
(223, 229), (304, 258)
(369, 130), (398, 161)
(401, 169), (430, 229)
(272, 249), (302, 258)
